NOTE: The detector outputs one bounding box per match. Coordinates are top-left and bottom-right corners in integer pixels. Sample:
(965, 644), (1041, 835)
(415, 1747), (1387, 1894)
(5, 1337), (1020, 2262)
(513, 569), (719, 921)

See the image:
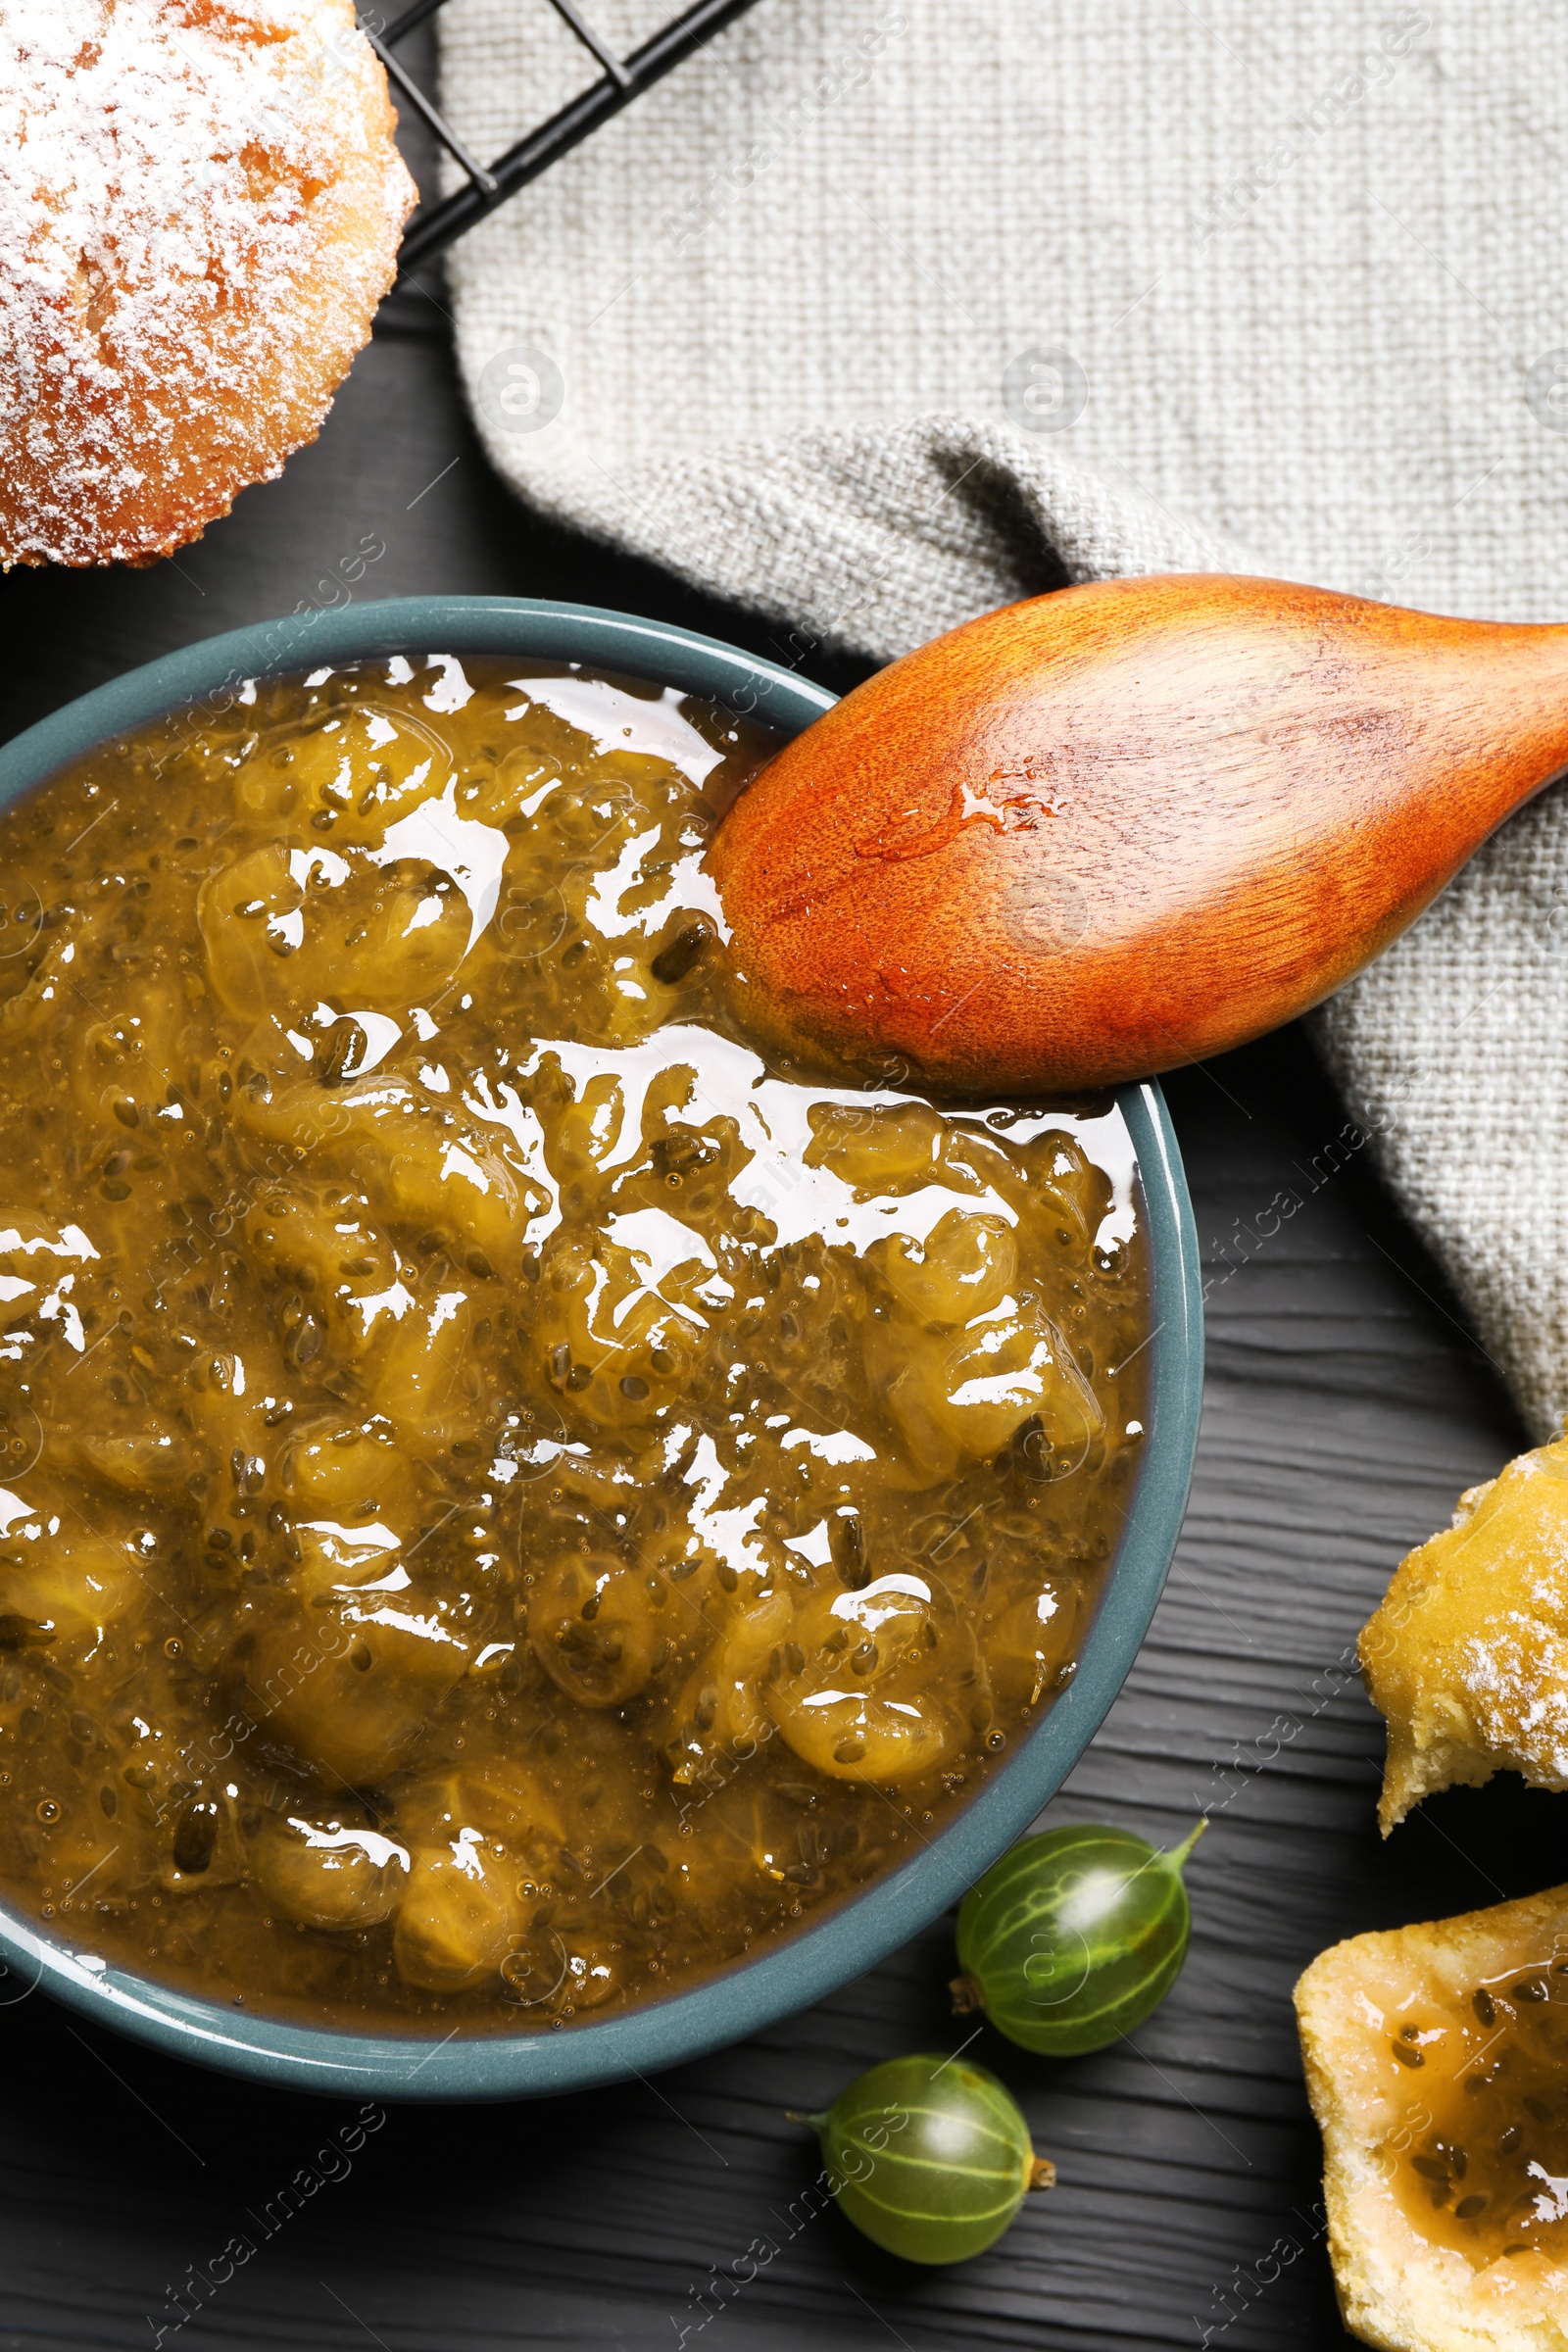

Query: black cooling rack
(364, 0), (762, 271)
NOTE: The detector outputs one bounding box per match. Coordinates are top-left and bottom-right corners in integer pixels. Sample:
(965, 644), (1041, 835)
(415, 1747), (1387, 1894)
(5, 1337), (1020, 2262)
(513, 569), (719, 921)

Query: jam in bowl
(0, 598), (1200, 2095)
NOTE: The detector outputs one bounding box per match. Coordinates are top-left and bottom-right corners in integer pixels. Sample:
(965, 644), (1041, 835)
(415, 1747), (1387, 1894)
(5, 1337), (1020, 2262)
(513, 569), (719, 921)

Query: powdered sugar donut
(0, 0), (417, 567)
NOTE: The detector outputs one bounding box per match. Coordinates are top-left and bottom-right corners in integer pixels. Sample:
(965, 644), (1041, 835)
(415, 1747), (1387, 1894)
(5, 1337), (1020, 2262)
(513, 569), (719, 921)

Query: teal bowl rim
(0, 595), (1202, 2100)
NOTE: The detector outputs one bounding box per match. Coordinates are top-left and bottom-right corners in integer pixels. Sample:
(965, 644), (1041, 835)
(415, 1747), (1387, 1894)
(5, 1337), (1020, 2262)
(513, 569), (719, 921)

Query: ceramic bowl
(0, 596), (1202, 2098)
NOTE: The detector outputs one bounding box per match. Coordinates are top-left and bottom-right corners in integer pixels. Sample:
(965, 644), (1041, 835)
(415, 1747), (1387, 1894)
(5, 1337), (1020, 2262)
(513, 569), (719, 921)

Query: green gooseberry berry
(953, 1817), (1205, 2056)
(789, 2051), (1055, 2266)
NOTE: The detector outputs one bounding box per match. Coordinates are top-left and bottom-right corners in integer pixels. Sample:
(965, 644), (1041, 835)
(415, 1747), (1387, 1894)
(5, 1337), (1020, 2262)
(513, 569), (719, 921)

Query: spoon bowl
(710, 574), (1568, 1090)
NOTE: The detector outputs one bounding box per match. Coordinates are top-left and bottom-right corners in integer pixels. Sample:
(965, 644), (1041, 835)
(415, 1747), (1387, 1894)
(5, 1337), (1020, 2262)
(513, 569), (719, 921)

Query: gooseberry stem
(785, 2108), (829, 2131)
(1028, 2155), (1057, 2192)
(1168, 1816), (1208, 1871)
(949, 1972), (984, 2017)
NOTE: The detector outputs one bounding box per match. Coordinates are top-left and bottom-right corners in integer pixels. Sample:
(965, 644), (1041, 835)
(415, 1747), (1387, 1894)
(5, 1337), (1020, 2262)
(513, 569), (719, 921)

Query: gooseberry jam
(0, 653), (1149, 2028)
(1385, 1965), (1568, 2265)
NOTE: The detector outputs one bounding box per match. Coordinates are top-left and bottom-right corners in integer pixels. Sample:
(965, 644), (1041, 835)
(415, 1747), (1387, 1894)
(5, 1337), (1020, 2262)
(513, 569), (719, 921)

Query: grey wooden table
(0, 95), (1548, 2352)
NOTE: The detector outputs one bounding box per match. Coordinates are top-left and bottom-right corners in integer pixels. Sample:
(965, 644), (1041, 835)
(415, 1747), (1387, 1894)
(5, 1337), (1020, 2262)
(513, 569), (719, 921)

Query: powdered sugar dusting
(1462, 1617), (1568, 1784)
(0, 0), (416, 566)
(1450, 1449), (1568, 1784)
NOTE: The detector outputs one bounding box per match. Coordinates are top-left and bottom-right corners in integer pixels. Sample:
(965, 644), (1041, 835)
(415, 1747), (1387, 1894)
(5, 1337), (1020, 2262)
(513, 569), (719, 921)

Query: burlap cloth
(438, 0), (1568, 1439)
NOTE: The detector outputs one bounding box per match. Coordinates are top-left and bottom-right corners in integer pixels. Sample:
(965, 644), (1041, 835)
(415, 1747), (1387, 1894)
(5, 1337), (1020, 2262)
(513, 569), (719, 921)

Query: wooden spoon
(709, 573), (1568, 1092)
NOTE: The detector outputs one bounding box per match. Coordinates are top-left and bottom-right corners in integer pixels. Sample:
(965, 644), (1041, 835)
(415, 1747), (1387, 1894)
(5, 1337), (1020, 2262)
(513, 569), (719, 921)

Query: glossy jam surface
(0, 654), (1148, 2031)
(1385, 1965), (1568, 2266)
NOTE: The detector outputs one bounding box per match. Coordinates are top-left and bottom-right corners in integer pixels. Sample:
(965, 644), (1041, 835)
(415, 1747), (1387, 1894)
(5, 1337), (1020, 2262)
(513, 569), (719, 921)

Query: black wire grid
(364, 0), (763, 271)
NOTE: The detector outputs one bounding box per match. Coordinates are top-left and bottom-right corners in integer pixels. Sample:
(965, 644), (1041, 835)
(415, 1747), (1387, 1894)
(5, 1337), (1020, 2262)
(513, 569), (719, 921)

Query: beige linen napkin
(438, 0), (1568, 1438)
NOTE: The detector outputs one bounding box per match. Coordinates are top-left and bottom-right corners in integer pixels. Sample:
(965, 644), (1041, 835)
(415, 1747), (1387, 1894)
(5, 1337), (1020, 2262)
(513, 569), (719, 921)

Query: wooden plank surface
(0, 124), (1544, 2352)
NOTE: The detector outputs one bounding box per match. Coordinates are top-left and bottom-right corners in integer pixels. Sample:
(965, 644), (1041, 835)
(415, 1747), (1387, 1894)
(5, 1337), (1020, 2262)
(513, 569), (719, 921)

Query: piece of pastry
(1361, 1435), (1568, 1835)
(0, 0), (416, 567)
(1296, 1886), (1568, 2352)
